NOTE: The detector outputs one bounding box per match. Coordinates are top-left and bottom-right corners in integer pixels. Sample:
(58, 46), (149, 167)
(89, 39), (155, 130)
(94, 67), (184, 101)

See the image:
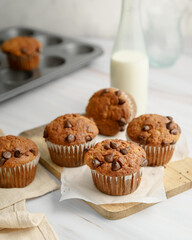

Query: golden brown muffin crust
(1, 36), (42, 57)
(44, 114), (99, 146)
(0, 135), (38, 168)
(86, 88), (136, 136)
(85, 139), (146, 177)
(127, 114), (181, 146)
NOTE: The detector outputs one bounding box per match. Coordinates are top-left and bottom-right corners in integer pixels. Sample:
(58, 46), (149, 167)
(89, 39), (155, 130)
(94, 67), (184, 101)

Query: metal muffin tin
(0, 27), (103, 103)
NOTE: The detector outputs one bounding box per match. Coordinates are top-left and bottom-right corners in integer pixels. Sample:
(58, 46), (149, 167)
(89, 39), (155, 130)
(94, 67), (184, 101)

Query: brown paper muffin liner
(46, 138), (96, 167)
(140, 144), (176, 166)
(0, 153), (40, 188)
(91, 168), (142, 196)
(7, 54), (40, 71)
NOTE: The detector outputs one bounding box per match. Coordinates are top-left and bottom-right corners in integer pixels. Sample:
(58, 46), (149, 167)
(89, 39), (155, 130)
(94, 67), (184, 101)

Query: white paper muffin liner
(140, 144), (176, 166)
(126, 132), (176, 166)
(124, 92), (137, 121)
(46, 138), (96, 167)
(91, 168), (142, 196)
(0, 153), (40, 188)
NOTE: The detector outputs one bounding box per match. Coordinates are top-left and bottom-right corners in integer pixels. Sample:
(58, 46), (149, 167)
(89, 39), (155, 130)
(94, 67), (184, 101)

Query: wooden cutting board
(19, 125), (192, 220)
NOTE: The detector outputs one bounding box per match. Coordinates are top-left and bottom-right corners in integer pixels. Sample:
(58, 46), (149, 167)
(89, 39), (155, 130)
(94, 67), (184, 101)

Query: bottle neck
(112, 0), (146, 54)
(122, 0), (140, 13)
(120, 0), (141, 30)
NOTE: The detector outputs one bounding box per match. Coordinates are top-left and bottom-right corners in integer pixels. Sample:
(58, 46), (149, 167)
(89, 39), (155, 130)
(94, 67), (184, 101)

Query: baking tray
(0, 26), (103, 103)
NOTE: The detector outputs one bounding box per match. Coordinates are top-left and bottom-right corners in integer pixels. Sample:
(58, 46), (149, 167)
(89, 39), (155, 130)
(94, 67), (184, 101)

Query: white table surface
(0, 38), (192, 240)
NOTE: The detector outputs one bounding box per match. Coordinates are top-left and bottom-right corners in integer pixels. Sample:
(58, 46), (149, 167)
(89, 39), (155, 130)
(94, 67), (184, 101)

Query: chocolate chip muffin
(44, 114), (99, 167)
(86, 88), (136, 136)
(0, 135), (40, 188)
(85, 139), (147, 195)
(127, 114), (181, 166)
(1, 36), (42, 70)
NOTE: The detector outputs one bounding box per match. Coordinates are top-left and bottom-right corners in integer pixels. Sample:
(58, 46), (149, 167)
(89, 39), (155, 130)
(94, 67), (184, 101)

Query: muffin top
(86, 88), (136, 136)
(44, 114), (99, 146)
(127, 114), (181, 146)
(85, 139), (147, 177)
(1, 36), (42, 57)
(0, 135), (38, 168)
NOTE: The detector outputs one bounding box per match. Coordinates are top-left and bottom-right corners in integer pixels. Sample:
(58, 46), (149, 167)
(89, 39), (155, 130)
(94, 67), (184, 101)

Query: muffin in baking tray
(0, 135), (40, 188)
(86, 88), (136, 136)
(85, 139), (147, 196)
(44, 114), (99, 167)
(1, 36), (42, 70)
(127, 114), (181, 166)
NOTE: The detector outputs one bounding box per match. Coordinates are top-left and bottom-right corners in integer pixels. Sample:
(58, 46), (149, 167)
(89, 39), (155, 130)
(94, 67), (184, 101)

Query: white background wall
(0, 0), (121, 38)
(0, 0), (191, 52)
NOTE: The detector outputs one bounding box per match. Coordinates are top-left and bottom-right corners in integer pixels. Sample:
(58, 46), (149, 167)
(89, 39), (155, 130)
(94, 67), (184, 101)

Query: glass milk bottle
(110, 0), (149, 116)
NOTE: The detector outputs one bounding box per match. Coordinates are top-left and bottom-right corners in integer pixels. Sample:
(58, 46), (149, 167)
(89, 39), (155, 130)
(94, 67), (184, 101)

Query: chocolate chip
(110, 141), (119, 149)
(36, 47), (41, 53)
(120, 148), (129, 155)
(30, 149), (36, 155)
(171, 141), (176, 145)
(100, 89), (109, 95)
(142, 125), (150, 131)
(170, 129), (178, 135)
(118, 118), (127, 126)
(104, 144), (110, 150)
(178, 125), (181, 133)
(21, 47), (27, 54)
(66, 134), (75, 143)
(118, 98), (125, 105)
(141, 159), (148, 167)
(137, 136), (147, 144)
(14, 150), (21, 158)
(2, 151), (11, 159)
(64, 120), (72, 128)
(0, 158), (6, 167)
(104, 154), (114, 163)
(112, 161), (122, 171)
(92, 159), (103, 169)
(115, 90), (122, 97)
(43, 129), (48, 138)
(83, 148), (89, 154)
(120, 126), (125, 132)
(166, 116), (173, 121)
(166, 122), (174, 130)
(85, 136), (92, 142)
